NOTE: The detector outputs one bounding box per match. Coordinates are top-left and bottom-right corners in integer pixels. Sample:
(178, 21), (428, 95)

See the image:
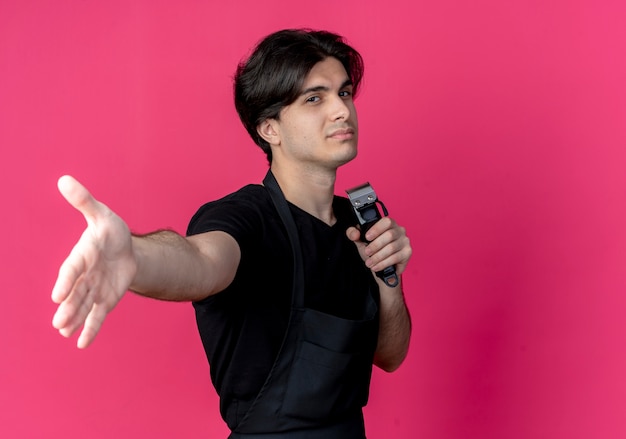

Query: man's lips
(328, 127), (356, 139)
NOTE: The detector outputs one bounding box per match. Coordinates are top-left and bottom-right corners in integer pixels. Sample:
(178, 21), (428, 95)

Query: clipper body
(346, 183), (399, 288)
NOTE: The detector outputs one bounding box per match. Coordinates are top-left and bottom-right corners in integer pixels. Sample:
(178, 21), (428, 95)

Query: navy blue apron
(228, 171), (379, 438)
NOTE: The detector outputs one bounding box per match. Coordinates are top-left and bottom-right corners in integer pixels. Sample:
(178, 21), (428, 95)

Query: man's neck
(270, 162), (337, 226)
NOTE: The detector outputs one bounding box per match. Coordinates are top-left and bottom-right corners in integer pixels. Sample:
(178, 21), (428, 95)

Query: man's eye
(339, 90), (352, 98)
(306, 96), (320, 103)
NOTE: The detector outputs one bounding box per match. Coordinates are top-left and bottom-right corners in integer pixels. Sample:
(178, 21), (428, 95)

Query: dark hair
(233, 29), (364, 163)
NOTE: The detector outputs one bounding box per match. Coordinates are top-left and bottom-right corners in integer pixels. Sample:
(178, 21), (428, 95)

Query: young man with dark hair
(234, 29), (364, 163)
(52, 29), (412, 438)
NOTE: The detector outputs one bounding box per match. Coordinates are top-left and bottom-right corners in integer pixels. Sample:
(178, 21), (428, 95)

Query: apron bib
(229, 171), (379, 438)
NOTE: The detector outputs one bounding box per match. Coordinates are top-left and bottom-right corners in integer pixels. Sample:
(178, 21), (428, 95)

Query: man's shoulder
(195, 184), (267, 212)
(186, 184), (272, 236)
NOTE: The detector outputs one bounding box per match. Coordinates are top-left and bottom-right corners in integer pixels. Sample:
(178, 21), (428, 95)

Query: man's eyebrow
(300, 78), (353, 96)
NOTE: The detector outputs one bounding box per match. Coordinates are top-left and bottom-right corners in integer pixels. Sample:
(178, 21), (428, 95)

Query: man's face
(267, 57), (358, 170)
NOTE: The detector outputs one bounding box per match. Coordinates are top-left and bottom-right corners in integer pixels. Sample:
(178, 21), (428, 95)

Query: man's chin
(335, 149), (358, 167)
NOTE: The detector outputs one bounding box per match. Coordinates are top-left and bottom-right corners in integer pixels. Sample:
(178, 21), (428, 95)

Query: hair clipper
(346, 182), (399, 288)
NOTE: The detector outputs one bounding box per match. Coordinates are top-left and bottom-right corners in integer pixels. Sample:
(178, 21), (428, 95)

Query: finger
(364, 226), (402, 256)
(346, 227), (369, 264)
(51, 242), (87, 304)
(365, 240), (397, 269)
(57, 295), (95, 338)
(57, 175), (107, 225)
(52, 276), (92, 332)
(365, 229), (410, 264)
(346, 226), (361, 242)
(368, 241), (412, 275)
(77, 303), (108, 349)
(362, 217), (395, 242)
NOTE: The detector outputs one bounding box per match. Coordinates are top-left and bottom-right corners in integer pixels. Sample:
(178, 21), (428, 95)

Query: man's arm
(51, 175), (240, 349)
(347, 216), (412, 372)
(131, 230), (239, 300)
(371, 279), (411, 372)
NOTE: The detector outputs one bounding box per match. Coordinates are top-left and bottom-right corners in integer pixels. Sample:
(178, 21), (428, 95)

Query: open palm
(51, 176), (137, 348)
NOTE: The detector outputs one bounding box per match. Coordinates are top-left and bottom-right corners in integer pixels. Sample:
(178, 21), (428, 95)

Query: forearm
(374, 277), (411, 372)
(130, 230), (238, 301)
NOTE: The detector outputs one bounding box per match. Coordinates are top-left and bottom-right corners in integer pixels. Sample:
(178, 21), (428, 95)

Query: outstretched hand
(346, 216), (412, 280)
(52, 176), (137, 348)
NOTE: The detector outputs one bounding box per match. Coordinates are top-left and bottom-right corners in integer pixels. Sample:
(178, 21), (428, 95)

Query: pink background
(2, 0), (626, 437)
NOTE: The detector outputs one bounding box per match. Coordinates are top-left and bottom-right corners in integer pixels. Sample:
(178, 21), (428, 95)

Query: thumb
(346, 226), (362, 242)
(57, 175), (106, 224)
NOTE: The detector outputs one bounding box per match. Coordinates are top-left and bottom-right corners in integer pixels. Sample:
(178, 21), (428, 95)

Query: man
(52, 29), (412, 438)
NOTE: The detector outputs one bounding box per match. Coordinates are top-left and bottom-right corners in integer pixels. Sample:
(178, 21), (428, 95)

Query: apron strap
(232, 170), (306, 432)
(263, 170), (305, 308)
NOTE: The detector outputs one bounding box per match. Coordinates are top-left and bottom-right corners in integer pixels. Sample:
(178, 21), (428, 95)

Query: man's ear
(256, 119), (280, 146)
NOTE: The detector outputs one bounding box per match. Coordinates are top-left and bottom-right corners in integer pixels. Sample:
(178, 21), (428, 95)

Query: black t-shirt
(186, 184), (378, 423)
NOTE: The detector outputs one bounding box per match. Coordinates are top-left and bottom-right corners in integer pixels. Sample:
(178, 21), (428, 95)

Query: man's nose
(331, 96), (351, 121)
